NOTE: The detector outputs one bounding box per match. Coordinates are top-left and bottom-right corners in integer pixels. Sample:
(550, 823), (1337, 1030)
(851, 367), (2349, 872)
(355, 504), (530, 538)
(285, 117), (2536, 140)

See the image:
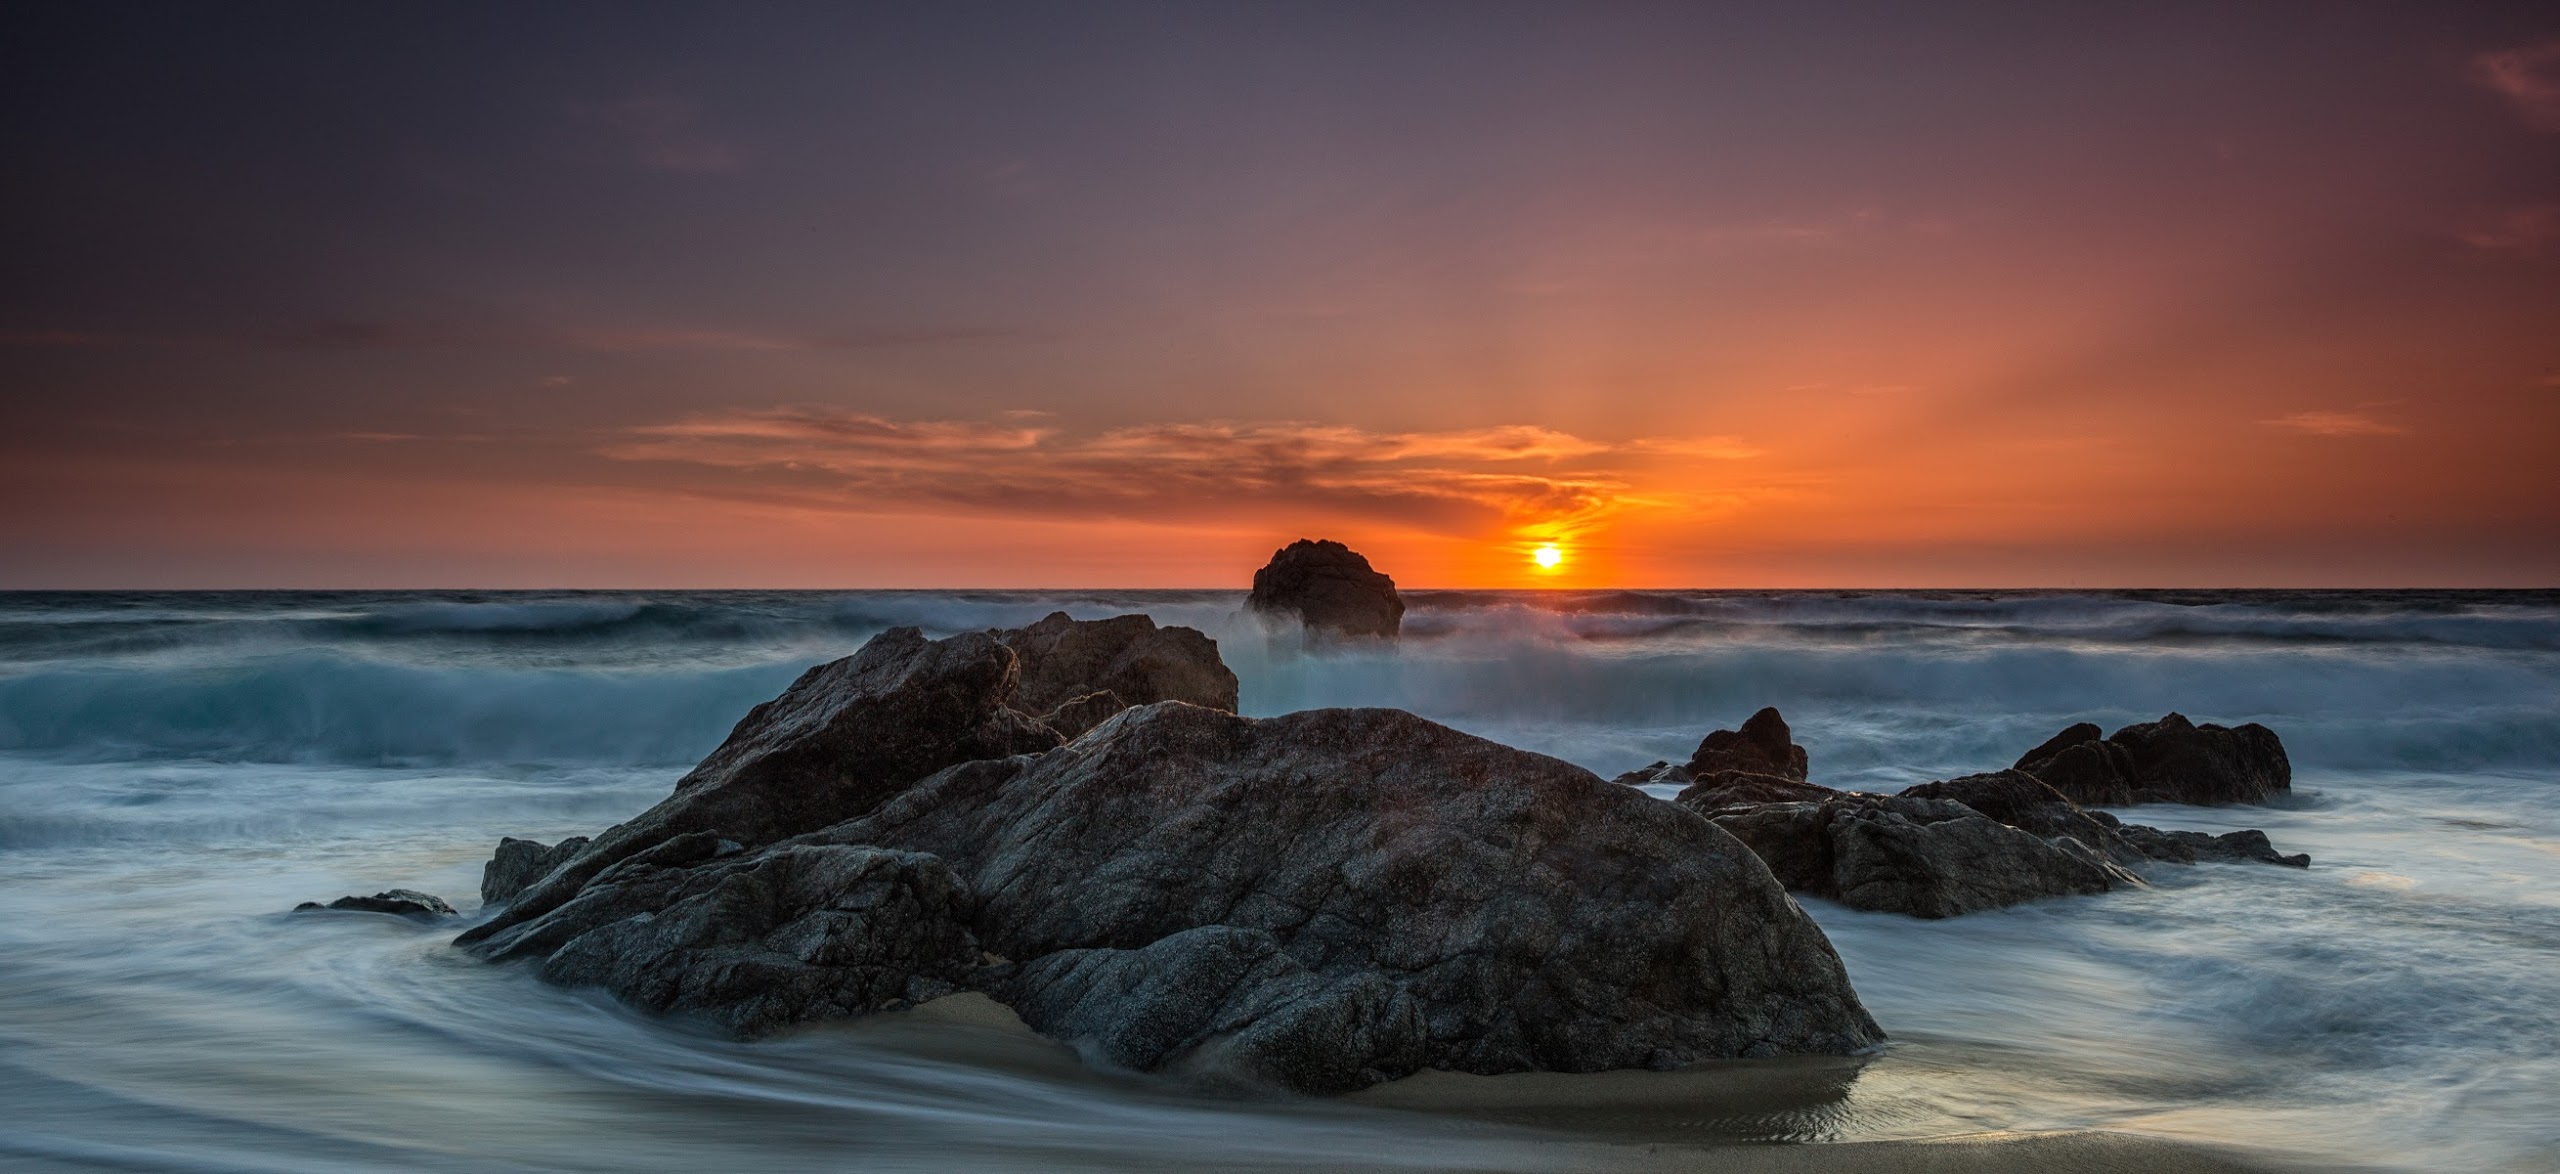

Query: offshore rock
(1899, 770), (2309, 869)
(458, 627), (1063, 948)
(993, 611), (1238, 720)
(2014, 713), (2291, 807)
(296, 889), (457, 919)
(1246, 539), (1404, 639)
(825, 703), (1881, 1092)
(480, 835), (590, 905)
(2112, 825), (2310, 868)
(1706, 795), (2141, 919)
(1691, 706), (1810, 782)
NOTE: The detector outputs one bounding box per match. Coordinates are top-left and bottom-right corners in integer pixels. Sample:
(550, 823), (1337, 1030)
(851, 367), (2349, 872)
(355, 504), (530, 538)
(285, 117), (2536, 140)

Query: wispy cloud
(2262, 410), (2405, 437)
(573, 95), (743, 173)
(603, 409), (1755, 537)
(2460, 204), (2560, 252)
(2476, 40), (2560, 131)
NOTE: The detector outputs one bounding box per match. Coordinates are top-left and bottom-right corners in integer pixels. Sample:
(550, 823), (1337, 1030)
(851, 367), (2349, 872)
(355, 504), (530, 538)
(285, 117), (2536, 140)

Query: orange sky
(3, 6), (2556, 587)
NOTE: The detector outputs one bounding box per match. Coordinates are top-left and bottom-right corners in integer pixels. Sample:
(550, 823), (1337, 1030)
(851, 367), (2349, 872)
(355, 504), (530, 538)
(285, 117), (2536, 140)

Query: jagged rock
(821, 703), (1881, 1091)
(296, 889), (457, 918)
(1708, 795), (2142, 919)
(535, 845), (983, 1035)
(2112, 825), (2310, 868)
(458, 627), (1063, 948)
(1690, 707), (1810, 782)
(1246, 539), (1404, 639)
(2014, 713), (2291, 806)
(993, 611), (1238, 716)
(480, 836), (591, 905)
(1897, 771), (2124, 848)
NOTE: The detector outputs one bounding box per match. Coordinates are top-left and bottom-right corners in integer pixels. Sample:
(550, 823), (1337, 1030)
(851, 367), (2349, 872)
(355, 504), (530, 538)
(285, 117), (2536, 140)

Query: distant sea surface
(3, 589), (2556, 1172)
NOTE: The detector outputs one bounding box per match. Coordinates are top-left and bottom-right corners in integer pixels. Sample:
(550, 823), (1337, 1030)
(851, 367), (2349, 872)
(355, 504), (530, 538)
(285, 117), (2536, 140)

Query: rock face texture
(2013, 713), (2291, 806)
(1246, 539), (1404, 639)
(481, 836), (590, 905)
(994, 611), (1239, 717)
(297, 890), (456, 918)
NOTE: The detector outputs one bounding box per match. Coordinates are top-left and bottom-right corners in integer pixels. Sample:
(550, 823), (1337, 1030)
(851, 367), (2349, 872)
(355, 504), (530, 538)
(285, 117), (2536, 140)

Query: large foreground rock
(1247, 539), (1404, 639)
(2013, 713), (2291, 806)
(473, 701), (1884, 1092)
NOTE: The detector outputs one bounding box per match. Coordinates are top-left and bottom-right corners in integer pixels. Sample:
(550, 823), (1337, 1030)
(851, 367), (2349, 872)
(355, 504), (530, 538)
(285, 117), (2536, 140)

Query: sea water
(2, 589), (2554, 1171)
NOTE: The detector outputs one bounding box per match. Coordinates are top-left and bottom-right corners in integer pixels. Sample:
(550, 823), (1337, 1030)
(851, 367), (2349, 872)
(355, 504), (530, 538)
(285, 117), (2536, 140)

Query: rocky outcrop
(2111, 825), (2310, 868)
(456, 627), (1065, 949)
(1706, 795), (2141, 919)
(2013, 713), (2291, 806)
(472, 700), (1883, 1093)
(480, 836), (590, 905)
(1625, 707), (1834, 807)
(296, 890), (456, 918)
(822, 704), (1880, 1089)
(1246, 539), (1404, 639)
(993, 611), (1238, 717)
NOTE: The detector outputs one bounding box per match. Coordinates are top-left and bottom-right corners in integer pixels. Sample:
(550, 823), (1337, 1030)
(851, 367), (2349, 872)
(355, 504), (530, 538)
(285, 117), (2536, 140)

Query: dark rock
(457, 627), (1063, 948)
(994, 611), (1238, 717)
(296, 889), (457, 918)
(480, 836), (591, 906)
(1676, 772), (1839, 809)
(1897, 771), (2123, 848)
(2013, 713), (2291, 806)
(1246, 539), (1404, 639)
(1000, 925), (1424, 1093)
(823, 703), (1881, 1090)
(1689, 707), (1810, 782)
(535, 845), (984, 1035)
(2112, 825), (2310, 868)
(1708, 795), (2141, 919)
(1608, 760), (1692, 788)
(1031, 690), (1129, 740)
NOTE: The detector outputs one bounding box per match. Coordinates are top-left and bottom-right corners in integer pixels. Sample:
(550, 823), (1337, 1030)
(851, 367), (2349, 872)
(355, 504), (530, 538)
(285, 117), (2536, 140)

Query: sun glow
(1532, 543), (1564, 570)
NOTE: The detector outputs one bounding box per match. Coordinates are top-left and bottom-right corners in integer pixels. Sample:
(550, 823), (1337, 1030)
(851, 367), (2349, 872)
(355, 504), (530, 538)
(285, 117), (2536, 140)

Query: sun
(1532, 543), (1564, 570)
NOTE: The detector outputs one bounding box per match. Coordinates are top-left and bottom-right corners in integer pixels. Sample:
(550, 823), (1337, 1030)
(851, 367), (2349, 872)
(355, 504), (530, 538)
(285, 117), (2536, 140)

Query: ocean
(2, 588), (2555, 1172)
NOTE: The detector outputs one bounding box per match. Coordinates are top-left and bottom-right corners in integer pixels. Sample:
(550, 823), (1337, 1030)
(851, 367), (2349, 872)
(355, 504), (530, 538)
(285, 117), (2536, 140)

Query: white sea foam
(0, 588), (2554, 1171)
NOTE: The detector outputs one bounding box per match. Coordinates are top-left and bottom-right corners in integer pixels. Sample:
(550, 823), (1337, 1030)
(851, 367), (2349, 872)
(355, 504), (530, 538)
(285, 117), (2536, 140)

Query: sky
(3, 2), (2556, 588)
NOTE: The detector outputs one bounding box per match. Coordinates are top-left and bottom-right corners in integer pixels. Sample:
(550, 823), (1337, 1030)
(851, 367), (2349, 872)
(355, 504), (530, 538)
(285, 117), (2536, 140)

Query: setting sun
(1532, 544), (1564, 570)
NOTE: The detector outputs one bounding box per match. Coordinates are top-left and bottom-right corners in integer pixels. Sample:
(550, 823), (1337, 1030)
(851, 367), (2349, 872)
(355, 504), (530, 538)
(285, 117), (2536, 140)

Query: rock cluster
(2012, 713), (2291, 806)
(1654, 711), (2308, 919)
(460, 624), (1882, 1093)
(1246, 539), (1404, 639)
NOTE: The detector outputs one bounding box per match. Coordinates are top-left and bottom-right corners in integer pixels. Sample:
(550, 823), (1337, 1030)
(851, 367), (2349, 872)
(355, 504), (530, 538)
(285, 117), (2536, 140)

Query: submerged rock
(2111, 825), (2310, 868)
(480, 836), (590, 905)
(297, 889), (457, 918)
(826, 704), (1881, 1090)
(1246, 539), (1404, 639)
(2013, 713), (2291, 806)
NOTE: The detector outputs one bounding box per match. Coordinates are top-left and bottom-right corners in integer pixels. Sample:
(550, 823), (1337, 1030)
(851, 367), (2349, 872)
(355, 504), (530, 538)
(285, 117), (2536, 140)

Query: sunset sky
(4, 4), (2556, 588)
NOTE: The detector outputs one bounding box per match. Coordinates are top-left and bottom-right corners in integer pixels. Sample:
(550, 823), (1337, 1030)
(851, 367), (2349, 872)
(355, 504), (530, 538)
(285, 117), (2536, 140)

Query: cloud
(603, 409), (1753, 537)
(252, 319), (1016, 353)
(2262, 410), (2405, 437)
(2476, 41), (2560, 131)
(2460, 204), (2560, 252)
(572, 95), (743, 173)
